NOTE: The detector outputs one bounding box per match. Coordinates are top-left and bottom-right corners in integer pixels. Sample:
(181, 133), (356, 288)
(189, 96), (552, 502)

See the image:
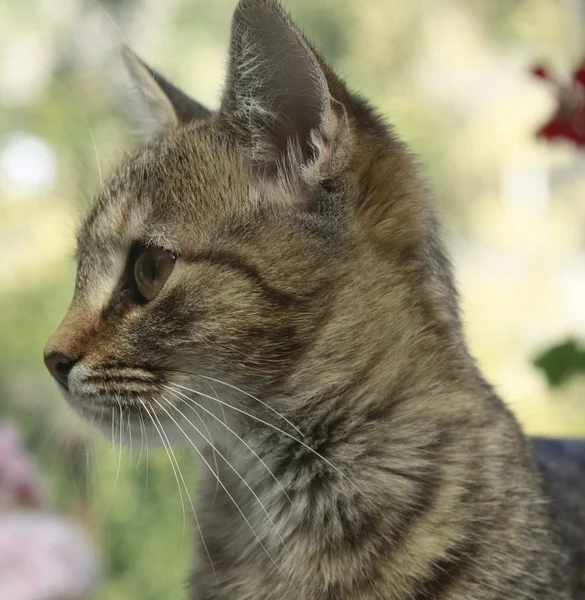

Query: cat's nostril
(44, 352), (78, 390)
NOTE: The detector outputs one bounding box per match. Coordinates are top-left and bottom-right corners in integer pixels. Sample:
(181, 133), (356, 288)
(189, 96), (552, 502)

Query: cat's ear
(220, 0), (349, 187)
(122, 46), (212, 138)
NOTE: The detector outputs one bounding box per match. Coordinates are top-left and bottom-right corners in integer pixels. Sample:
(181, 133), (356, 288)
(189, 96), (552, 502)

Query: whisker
(48, 75), (103, 183)
(169, 371), (304, 438)
(97, 406), (105, 430)
(37, 412), (62, 454)
(137, 409), (145, 469)
(87, 434), (108, 523)
(152, 6), (171, 74)
(143, 401), (216, 581)
(113, 400), (123, 492)
(163, 385), (292, 504)
(85, 429), (94, 506)
(162, 391), (292, 553)
(144, 411), (150, 490)
(92, 0), (154, 120)
(139, 399), (187, 541)
(202, 379), (229, 443)
(90, 411), (106, 508)
(148, 400), (217, 582)
(202, 374), (305, 437)
(153, 396), (288, 578)
(127, 412), (133, 459)
(176, 391), (221, 506)
(140, 408), (150, 490)
(93, 0), (134, 53)
(166, 382), (387, 520)
(199, 379), (225, 505)
(111, 406), (115, 456)
(167, 382), (349, 484)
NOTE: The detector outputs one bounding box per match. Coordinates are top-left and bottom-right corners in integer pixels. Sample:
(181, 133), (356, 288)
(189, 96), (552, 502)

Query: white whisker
(200, 379), (225, 505)
(196, 373), (304, 438)
(49, 76), (103, 183)
(147, 400), (217, 581)
(177, 392), (221, 506)
(139, 399), (187, 541)
(92, 0), (153, 120)
(168, 382), (348, 483)
(153, 396), (288, 578)
(113, 400), (123, 492)
(85, 436), (93, 502)
(127, 412), (133, 458)
(161, 391), (291, 554)
(111, 406), (115, 455)
(137, 409), (145, 469)
(163, 384), (292, 503)
(142, 409), (150, 489)
(167, 382), (385, 520)
(93, 0), (134, 52)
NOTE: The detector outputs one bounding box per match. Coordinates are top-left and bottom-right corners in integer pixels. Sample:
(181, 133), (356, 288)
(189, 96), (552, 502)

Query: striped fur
(44, 1), (584, 598)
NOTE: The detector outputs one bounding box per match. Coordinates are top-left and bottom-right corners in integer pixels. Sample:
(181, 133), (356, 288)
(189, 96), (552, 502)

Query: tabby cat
(44, 0), (585, 598)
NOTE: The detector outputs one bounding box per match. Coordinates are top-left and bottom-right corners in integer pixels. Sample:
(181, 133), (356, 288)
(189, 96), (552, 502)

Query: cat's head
(44, 0), (458, 443)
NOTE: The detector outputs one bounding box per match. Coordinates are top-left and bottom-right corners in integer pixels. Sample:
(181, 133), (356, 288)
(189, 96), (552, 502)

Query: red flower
(532, 59), (585, 148)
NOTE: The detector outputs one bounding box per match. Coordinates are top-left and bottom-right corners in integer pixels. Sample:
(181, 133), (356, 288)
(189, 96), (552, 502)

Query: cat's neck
(200, 366), (503, 595)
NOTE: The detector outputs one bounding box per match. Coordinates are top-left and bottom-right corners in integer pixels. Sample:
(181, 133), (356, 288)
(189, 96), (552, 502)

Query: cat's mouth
(70, 362), (157, 390)
(59, 364), (217, 451)
(49, 357), (229, 451)
(62, 362), (163, 417)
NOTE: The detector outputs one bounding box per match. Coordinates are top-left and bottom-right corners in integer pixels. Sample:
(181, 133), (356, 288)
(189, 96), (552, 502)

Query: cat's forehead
(78, 127), (251, 247)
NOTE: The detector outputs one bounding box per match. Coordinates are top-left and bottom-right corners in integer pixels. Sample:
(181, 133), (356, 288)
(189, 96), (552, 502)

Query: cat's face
(44, 0), (442, 443)
(44, 126), (343, 438)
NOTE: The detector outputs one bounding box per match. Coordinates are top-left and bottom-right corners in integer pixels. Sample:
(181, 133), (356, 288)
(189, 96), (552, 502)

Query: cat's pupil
(146, 254), (157, 281)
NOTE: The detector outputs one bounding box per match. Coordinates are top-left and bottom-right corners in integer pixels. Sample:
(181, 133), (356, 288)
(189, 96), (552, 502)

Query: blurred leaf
(533, 338), (585, 387)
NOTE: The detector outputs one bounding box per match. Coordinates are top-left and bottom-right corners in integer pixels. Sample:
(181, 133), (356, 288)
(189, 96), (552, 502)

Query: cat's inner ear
(122, 46), (212, 138)
(220, 0), (348, 186)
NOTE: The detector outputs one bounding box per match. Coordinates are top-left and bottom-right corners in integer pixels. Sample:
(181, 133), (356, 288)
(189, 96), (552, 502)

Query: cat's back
(532, 437), (585, 597)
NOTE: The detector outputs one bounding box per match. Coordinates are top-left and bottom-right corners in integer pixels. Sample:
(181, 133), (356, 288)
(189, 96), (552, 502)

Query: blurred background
(1, 0), (585, 598)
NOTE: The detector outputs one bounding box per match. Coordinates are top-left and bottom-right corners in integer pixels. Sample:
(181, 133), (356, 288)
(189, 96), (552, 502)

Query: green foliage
(533, 339), (585, 387)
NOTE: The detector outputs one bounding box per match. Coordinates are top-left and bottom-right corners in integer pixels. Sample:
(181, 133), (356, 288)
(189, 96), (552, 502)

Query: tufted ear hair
(122, 46), (212, 139)
(219, 0), (350, 190)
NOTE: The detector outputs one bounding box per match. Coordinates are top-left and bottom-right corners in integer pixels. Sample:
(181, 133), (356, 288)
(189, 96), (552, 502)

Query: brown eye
(134, 247), (177, 302)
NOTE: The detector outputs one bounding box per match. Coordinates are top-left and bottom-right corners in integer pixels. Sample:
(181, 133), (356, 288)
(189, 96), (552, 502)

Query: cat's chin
(92, 413), (201, 451)
(63, 392), (209, 453)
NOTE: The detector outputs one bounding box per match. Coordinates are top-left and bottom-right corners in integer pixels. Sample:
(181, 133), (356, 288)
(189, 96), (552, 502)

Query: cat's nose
(44, 352), (78, 390)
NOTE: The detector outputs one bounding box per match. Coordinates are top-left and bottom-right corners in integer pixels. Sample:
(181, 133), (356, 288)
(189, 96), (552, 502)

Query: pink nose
(44, 352), (77, 390)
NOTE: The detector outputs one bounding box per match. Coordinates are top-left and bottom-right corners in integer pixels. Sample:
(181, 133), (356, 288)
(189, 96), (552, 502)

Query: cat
(44, 0), (585, 598)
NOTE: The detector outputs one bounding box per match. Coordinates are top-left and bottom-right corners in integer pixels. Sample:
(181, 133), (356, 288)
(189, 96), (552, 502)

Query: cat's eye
(133, 246), (177, 302)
